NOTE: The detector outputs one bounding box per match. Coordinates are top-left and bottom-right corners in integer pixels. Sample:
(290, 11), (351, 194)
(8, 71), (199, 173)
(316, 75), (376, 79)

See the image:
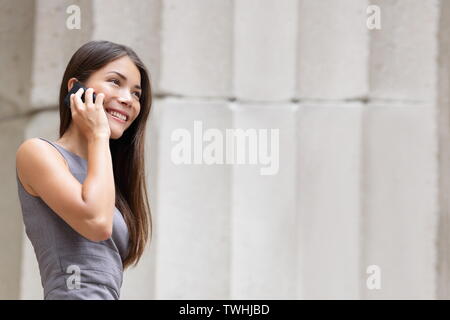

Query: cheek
(134, 105), (141, 118)
(92, 85), (113, 102)
(131, 111), (139, 124)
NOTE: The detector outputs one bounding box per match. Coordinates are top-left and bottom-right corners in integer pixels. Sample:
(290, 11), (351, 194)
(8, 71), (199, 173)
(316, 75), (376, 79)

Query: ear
(67, 78), (79, 91)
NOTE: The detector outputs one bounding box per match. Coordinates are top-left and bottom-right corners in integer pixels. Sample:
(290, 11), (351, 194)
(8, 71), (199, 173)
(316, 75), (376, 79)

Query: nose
(117, 88), (132, 107)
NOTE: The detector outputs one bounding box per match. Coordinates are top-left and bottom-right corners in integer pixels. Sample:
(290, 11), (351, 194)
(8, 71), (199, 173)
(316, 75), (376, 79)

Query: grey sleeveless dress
(16, 137), (130, 300)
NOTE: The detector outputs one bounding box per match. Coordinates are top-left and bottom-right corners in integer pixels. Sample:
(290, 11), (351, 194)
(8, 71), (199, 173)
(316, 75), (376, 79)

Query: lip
(105, 107), (129, 122)
(106, 112), (127, 123)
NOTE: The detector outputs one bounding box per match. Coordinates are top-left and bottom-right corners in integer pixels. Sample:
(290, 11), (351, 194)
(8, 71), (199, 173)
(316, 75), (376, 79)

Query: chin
(107, 119), (127, 140)
(110, 131), (124, 140)
(108, 124), (124, 139)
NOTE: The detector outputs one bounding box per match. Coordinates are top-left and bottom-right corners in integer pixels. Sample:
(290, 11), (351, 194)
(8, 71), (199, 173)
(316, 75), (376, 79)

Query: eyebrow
(106, 71), (142, 90)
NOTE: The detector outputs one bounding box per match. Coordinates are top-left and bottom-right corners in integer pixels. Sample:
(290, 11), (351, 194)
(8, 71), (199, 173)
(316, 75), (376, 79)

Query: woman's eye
(109, 79), (140, 99)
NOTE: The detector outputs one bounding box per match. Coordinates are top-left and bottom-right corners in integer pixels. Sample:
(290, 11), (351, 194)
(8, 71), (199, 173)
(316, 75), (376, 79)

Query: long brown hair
(58, 40), (152, 269)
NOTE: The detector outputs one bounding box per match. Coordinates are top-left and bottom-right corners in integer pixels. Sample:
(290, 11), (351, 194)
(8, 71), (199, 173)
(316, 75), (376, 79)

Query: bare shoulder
(16, 138), (67, 167)
(16, 138), (68, 194)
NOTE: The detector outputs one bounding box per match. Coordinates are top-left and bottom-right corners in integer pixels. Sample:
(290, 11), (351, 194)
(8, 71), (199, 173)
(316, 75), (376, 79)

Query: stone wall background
(0, 0), (448, 299)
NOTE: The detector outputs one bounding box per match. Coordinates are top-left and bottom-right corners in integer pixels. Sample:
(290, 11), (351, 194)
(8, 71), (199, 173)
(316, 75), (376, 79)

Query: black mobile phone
(64, 81), (96, 107)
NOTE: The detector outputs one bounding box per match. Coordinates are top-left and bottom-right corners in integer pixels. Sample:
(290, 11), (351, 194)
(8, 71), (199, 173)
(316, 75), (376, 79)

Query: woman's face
(69, 56), (142, 139)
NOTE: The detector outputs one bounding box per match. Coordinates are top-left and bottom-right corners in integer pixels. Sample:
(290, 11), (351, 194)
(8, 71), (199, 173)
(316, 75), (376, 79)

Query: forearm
(81, 136), (115, 227)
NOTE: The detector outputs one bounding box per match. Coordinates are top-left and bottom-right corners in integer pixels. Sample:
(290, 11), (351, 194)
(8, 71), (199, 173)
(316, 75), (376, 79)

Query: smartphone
(64, 81), (96, 107)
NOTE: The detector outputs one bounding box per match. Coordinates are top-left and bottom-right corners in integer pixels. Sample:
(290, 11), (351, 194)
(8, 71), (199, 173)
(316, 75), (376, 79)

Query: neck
(55, 124), (90, 161)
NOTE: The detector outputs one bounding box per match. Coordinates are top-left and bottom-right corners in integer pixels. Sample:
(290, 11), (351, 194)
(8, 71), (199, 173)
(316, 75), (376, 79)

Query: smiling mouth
(105, 108), (128, 122)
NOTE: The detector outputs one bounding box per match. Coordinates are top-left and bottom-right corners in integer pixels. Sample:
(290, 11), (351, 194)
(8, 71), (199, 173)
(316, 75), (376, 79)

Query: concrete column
(362, 104), (438, 299)
(0, 0), (35, 118)
(297, 0), (369, 99)
(159, 0), (233, 98)
(437, 0), (450, 300)
(363, 0), (440, 299)
(296, 103), (363, 299)
(0, 117), (29, 299)
(230, 104), (297, 299)
(234, 0), (298, 101)
(369, 0), (439, 100)
(154, 98), (232, 299)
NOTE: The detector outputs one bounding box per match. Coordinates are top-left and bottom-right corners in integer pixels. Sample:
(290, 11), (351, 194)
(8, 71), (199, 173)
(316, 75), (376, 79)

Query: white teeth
(107, 109), (127, 121)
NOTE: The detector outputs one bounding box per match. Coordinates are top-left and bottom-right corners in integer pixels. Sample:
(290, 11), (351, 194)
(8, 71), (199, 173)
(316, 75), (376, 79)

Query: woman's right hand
(69, 87), (111, 141)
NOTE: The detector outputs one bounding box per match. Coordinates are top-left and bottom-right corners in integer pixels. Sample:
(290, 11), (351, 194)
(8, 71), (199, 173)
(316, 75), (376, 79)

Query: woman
(15, 40), (152, 300)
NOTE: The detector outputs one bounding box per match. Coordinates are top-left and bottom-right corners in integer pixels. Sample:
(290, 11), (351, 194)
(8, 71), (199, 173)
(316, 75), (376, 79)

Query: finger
(69, 94), (77, 115)
(74, 87), (85, 110)
(95, 92), (105, 109)
(85, 87), (94, 107)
